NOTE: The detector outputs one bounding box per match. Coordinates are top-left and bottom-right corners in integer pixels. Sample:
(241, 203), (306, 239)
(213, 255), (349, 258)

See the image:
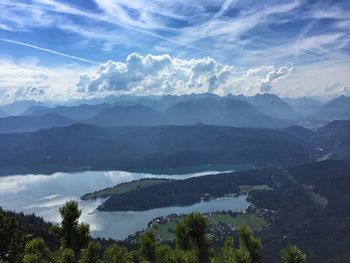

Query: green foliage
(155, 244), (197, 263)
(140, 232), (158, 262)
(0, 208), (25, 263)
(281, 245), (306, 263)
(238, 226), (261, 263)
(139, 231), (198, 263)
(154, 244), (174, 263)
(233, 249), (251, 263)
(74, 223), (90, 254)
(22, 238), (52, 263)
(102, 244), (130, 263)
(127, 250), (143, 263)
(50, 201), (90, 254)
(175, 212), (212, 263)
(214, 228), (262, 263)
(172, 249), (197, 263)
(174, 218), (192, 250)
(0, 201), (308, 263)
(215, 237), (236, 263)
(78, 242), (100, 263)
(214, 236), (251, 263)
(57, 248), (76, 263)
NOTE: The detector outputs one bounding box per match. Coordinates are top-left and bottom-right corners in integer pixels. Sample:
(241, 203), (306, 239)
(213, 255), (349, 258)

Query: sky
(0, 0), (350, 104)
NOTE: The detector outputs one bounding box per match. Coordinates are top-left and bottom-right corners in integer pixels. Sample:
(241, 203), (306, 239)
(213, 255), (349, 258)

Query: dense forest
(0, 201), (305, 263)
(1, 117), (350, 177)
(91, 160), (350, 263)
(0, 124), (313, 176)
(99, 169), (274, 211)
(251, 160), (350, 263)
(2, 160), (349, 262)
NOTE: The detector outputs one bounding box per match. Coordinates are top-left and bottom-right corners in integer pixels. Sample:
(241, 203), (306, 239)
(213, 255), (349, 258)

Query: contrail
(0, 38), (95, 64)
(0, 1), (205, 53)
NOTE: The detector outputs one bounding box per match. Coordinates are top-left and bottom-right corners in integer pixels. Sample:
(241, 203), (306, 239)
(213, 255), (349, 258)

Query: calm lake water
(0, 169), (249, 240)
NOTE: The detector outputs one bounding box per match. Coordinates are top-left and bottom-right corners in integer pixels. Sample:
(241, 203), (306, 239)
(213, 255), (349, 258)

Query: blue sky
(0, 0), (350, 103)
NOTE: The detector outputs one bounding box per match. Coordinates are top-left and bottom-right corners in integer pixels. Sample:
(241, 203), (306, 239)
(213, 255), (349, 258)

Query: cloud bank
(1, 53), (350, 104)
(77, 53), (293, 97)
(0, 59), (83, 103)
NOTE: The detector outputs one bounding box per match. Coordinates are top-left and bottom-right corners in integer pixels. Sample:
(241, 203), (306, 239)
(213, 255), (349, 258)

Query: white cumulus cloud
(258, 66), (294, 92)
(77, 53), (293, 97)
(2, 53), (349, 103)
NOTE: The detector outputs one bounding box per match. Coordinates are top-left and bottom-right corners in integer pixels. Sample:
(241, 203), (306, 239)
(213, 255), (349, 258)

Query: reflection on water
(0, 169), (249, 240)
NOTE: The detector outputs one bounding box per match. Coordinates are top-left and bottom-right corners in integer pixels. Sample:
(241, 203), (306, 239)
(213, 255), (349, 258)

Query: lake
(0, 169), (250, 240)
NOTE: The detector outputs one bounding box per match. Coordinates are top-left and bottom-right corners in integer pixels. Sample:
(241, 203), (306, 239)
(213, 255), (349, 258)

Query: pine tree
(215, 237), (237, 263)
(238, 226), (261, 263)
(175, 212), (212, 263)
(78, 241), (101, 263)
(140, 231), (158, 262)
(281, 245), (306, 263)
(22, 238), (52, 263)
(215, 236), (251, 263)
(50, 201), (90, 254)
(57, 248), (76, 263)
(0, 208), (24, 263)
(102, 244), (130, 263)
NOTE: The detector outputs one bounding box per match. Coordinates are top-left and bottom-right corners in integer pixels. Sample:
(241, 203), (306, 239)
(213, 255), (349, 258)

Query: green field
(303, 185), (328, 208)
(81, 178), (170, 200)
(150, 213), (266, 241)
(239, 184), (272, 194)
(209, 213), (267, 231)
(150, 220), (179, 241)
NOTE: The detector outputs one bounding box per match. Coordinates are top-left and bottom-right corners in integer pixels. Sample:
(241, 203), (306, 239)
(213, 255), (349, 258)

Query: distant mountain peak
(85, 104), (168, 127)
(312, 95), (350, 120)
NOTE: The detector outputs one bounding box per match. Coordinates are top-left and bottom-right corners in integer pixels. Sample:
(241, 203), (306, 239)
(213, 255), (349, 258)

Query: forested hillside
(90, 160), (350, 263)
(0, 201), (306, 263)
(0, 124), (312, 175)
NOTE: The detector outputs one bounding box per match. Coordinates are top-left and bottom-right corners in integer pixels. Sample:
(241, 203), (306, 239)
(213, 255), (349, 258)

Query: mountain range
(23, 103), (112, 120)
(1, 118), (350, 175)
(312, 95), (350, 120)
(0, 123), (316, 175)
(0, 109), (8, 118)
(0, 113), (74, 134)
(85, 104), (168, 127)
(283, 96), (324, 116)
(0, 100), (48, 116)
(163, 97), (290, 128)
(0, 94), (349, 135)
(231, 94), (301, 120)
